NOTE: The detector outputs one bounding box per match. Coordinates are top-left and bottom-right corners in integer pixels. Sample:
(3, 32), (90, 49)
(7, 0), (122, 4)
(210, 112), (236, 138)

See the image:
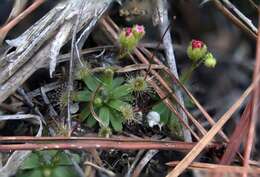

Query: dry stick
(131, 149), (158, 177)
(6, 0), (28, 23)
(125, 150), (145, 177)
(40, 86), (58, 117)
(222, 0), (258, 33)
(167, 161), (260, 175)
(0, 1), (69, 85)
(84, 161), (116, 177)
(0, 139), (215, 151)
(100, 17), (119, 42)
(0, 103), (18, 113)
(213, 0), (257, 40)
(0, 42), (54, 104)
(143, 17), (172, 80)
(248, 0), (258, 9)
(0, 0), (45, 44)
(27, 81), (62, 98)
(0, 136), (205, 142)
(64, 150), (85, 177)
(67, 0), (86, 135)
(0, 0), (114, 104)
(105, 16), (120, 33)
(166, 74), (260, 177)
(17, 87), (44, 119)
(156, 0), (192, 142)
(242, 9), (260, 177)
(211, 100), (252, 177)
(42, 45), (117, 68)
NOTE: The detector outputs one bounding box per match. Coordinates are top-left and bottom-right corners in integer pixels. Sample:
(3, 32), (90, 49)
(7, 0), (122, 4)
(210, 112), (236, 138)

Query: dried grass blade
(242, 9), (260, 177)
(166, 74), (260, 177)
(167, 161), (260, 175)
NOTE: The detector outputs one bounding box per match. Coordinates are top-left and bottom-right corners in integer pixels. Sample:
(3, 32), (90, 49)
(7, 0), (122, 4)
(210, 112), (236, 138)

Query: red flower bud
(191, 40), (204, 49)
(125, 27), (132, 37)
(187, 39), (207, 61)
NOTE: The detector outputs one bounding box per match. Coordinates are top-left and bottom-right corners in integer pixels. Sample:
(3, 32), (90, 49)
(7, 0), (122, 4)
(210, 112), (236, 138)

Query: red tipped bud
(118, 25), (145, 58)
(187, 39), (207, 61)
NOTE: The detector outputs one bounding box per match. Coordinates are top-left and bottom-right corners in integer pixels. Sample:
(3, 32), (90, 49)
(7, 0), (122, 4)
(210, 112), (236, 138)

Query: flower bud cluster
(119, 25), (145, 57)
(187, 39), (217, 68)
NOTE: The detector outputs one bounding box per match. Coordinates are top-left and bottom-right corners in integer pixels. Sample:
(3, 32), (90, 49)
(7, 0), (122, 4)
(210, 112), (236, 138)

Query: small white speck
(146, 111), (164, 130)
(147, 111), (160, 127)
(70, 103), (79, 114)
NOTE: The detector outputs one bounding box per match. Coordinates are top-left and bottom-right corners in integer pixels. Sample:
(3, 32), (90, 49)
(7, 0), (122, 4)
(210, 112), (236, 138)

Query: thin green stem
(180, 59), (205, 84)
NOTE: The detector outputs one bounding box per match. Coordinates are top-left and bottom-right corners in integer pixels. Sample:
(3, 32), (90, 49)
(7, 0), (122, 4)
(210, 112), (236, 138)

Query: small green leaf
(184, 97), (195, 109)
(86, 114), (97, 127)
(110, 111), (123, 132)
(111, 84), (132, 99)
(20, 153), (41, 170)
(98, 107), (110, 127)
(160, 108), (171, 124)
(168, 113), (183, 138)
(108, 99), (127, 111)
(38, 150), (57, 165)
(83, 74), (99, 91)
(152, 102), (171, 124)
(101, 68), (114, 87)
(73, 90), (91, 102)
(79, 104), (90, 121)
(56, 152), (80, 166)
(111, 77), (124, 88)
(52, 166), (79, 177)
(120, 95), (134, 102)
(16, 169), (43, 177)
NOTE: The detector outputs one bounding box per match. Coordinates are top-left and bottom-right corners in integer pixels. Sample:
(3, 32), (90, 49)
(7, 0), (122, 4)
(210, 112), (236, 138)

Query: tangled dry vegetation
(0, 0), (259, 177)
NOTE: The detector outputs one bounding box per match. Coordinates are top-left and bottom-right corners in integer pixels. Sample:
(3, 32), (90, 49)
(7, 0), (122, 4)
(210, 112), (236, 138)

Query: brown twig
(0, 0), (45, 44)
(212, 100), (252, 177)
(167, 161), (260, 175)
(0, 136), (219, 151)
(248, 0), (258, 9)
(212, 0), (257, 40)
(131, 149), (158, 177)
(242, 8), (260, 177)
(67, 0), (87, 135)
(221, 0), (257, 33)
(143, 19), (172, 80)
(125, 150), (145, 177)
(84, 161), (116, 177)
